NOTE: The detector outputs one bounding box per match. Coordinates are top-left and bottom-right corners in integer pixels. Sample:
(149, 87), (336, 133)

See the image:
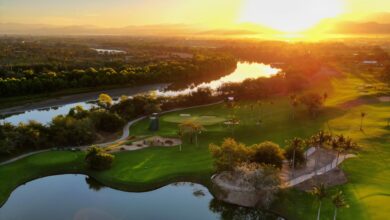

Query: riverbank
(0, 71), (389, 219)
(0, 84), (168, 116)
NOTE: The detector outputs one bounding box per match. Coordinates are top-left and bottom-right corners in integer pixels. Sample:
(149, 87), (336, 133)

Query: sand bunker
(108, 136), (181, 153)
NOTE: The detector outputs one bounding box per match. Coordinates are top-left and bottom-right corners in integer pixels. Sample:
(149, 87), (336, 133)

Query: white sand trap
(109, 136), (181, 153)
(180, 114), (191, 117)
(378, 96), (390, 102)
(224, 121), (240, 125)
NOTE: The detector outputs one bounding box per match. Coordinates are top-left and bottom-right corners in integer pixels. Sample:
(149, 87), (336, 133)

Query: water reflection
(0, 62), (279, 125)
(158, 62), (280, 96)
(1, 102), (93, 125)
(209, 199), (284, 220)
(85, 176), (106, 192)
(0, 174), (283, 220)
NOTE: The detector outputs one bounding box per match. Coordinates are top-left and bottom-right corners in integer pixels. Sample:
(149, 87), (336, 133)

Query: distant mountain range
(329, 21), (390, 34)
(0, 23), (200, 36)
(2, 13), (390, 36)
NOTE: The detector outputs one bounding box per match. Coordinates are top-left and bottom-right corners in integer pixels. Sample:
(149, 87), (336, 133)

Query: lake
(0, 62), (280, 125)
(0, 174), (283, 220)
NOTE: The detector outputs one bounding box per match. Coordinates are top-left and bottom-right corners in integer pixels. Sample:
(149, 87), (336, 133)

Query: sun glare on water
(239, 0), (344, 33)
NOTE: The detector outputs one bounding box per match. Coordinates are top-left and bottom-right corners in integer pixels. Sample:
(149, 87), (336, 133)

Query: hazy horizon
(1, 0), (390, 33)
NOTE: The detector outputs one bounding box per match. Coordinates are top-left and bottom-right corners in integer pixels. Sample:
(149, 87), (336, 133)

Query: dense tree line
(381, 64), (390, 85)
(0, 88), (221, 156)
(0, 106), (125, 155)
(0, 54), (236, 97)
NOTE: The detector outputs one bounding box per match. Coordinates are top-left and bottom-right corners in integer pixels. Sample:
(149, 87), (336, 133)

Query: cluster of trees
(381, 64), (390, 85)
(297, 93), (327, 118)
(209, 131), (359, 174)
(178, 121), (205, 148)
(209, 138), (285, 172)
(209, 139), (284, 208)
(312, 183), (349, 220)
(217, 74), (328, 113)
(0, 54), (236, 97)
(0, 87), (223, 156)
(217, 73), (309, 101)
(209, 133), (358, 219)
(0, 104), (125, 155)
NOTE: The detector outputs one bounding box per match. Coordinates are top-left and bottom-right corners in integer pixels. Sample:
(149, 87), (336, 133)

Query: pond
(0, 62), (280, 125)
(0, 174), (283, 220)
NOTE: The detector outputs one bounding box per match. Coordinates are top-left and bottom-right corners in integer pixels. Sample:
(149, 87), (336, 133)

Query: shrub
(284, 138), (306, 167)
(90, 110), (124, 132)
(299, 93), (325, 117)
(85, 146), (115, 170)
(250, 141), (285, 169)
(284, 145), (306, 167)
(209, 138), (250, 172)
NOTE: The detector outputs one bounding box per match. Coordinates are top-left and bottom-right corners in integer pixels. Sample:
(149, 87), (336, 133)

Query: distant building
(362, 60), (378, 65)
(92, 48), (126, 55)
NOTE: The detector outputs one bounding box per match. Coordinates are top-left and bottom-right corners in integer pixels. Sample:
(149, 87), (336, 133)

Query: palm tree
(331, 135), (345, 169)
(312, 183), (328, 220)
(176, 129), (184, 152)
(323, 92), (328, 102)
(342, 138), (359, 161)
(289, 94), (299, 119)
(286, 137), (304, 177)
(310, 131), (331, 176)
(192, 123), (205, 147)
(332, 191), (349, 220)
(360, 112), (366, 131)
(178, 121), (204, 146)
(227, 116), (240, 137)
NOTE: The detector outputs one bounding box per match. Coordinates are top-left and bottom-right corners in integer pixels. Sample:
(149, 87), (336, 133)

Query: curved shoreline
(0, 171), (288, 220)
(0, 169), (212, 209)
(0, 83), (168, 116)
(0, 101), (225, 209)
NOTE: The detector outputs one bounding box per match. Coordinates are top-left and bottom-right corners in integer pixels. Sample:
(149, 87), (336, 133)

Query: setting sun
(239, 0), (344, 32)
(1, 0), (390, 219)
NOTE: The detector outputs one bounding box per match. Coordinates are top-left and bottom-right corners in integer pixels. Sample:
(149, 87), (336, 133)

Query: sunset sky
(1, 0), (390, 32)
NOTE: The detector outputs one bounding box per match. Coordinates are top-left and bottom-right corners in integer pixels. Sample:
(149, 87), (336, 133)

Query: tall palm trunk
(314, 145), (319, 176)
(335, 151), (340, 169)
(317, 201), (322, 220)
(333, 208), (338, 220)
(292, 148), (296, 178)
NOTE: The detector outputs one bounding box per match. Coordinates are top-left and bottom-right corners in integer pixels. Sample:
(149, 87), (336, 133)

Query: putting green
(163, 115), (226, 126)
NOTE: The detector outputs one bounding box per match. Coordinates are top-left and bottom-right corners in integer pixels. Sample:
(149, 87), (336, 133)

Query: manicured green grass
(272, 74), (390, 220)
(163, 115), (226, 126)
(131, 99), (342, 147)
(0, 70), (389, 220)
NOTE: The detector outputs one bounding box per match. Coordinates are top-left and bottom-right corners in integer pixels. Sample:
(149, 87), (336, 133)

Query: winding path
(0, 101), (223, 166)
(283, 148), (356, 187)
